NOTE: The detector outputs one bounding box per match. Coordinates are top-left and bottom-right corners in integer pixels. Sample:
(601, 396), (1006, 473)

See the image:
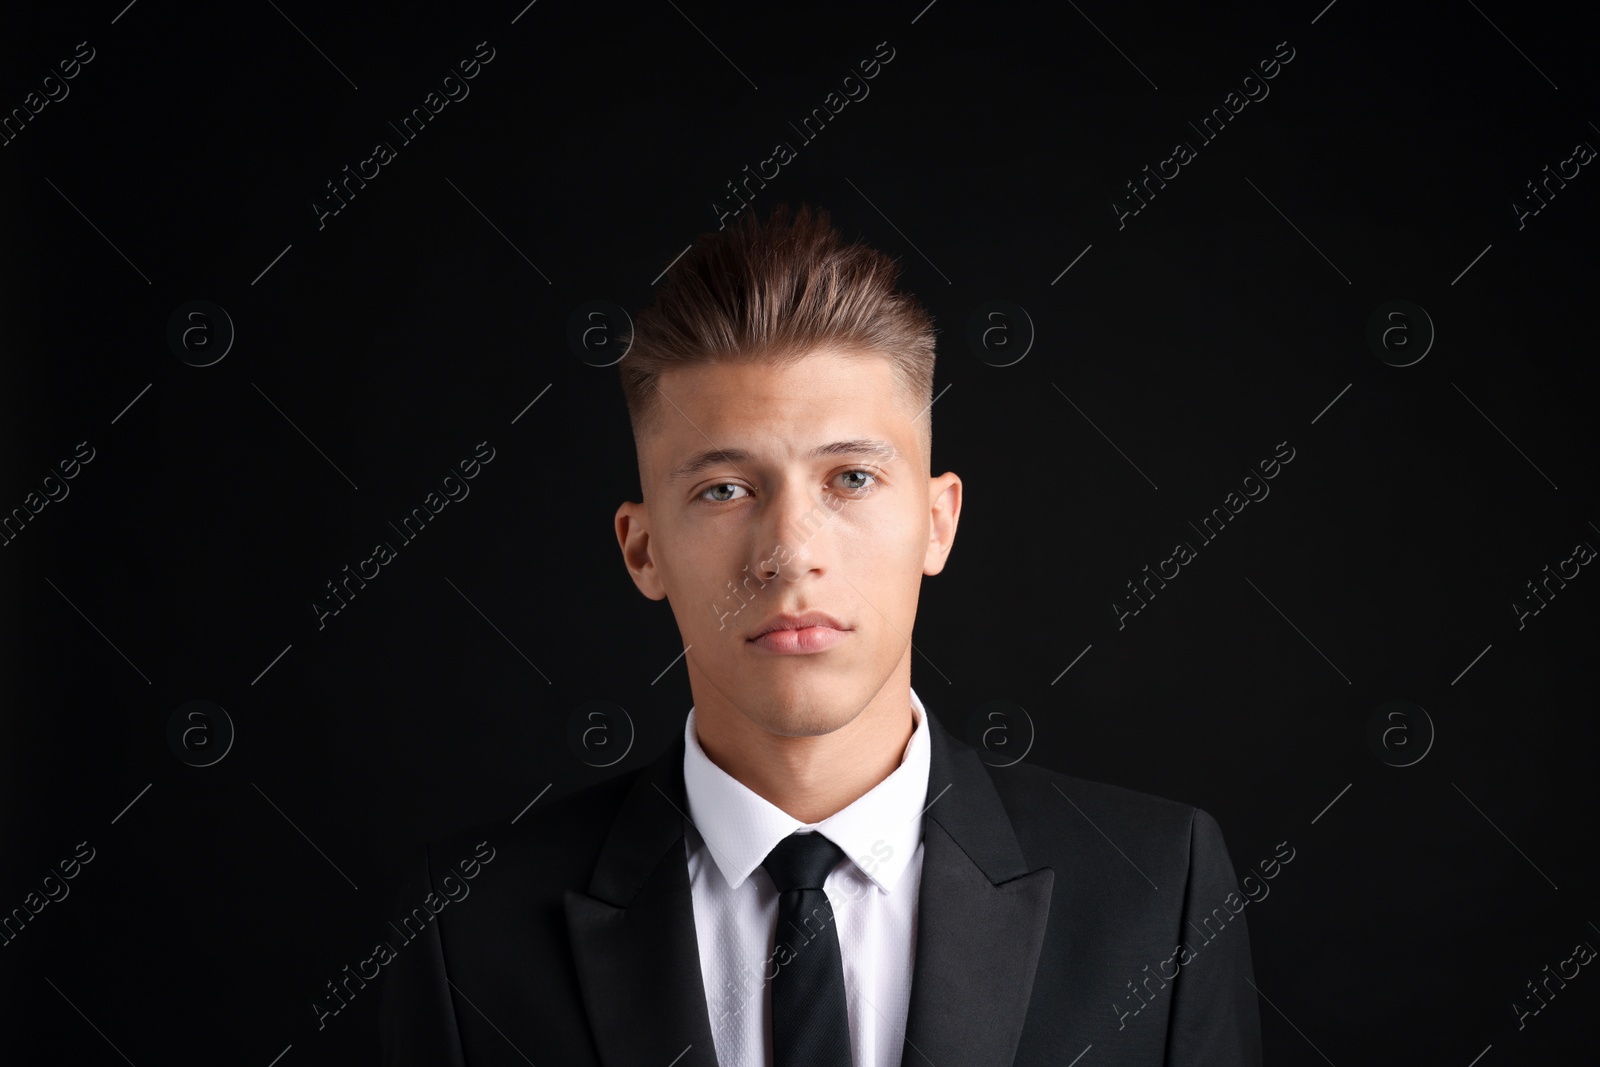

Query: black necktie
(760, 831), (854, 1067)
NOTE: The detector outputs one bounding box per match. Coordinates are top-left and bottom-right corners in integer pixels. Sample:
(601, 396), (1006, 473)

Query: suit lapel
(564, 729), (721, 1067)
(563, 710), (1054, 1067)
(899, 712), (1055, 1067)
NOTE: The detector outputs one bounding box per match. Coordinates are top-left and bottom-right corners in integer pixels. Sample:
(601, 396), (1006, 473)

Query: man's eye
(700, 483), (749, 503)
(838, 469), (877, 492)
(698, 471), (876, 504)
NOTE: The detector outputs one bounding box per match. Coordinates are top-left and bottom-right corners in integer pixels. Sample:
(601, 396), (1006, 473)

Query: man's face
(614, 349), (961, 739)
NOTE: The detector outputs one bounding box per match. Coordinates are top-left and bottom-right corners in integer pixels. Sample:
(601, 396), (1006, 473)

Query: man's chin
(727, 680), (866, 738)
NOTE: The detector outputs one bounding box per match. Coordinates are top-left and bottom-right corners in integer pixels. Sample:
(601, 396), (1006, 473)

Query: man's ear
(615, 500), (668, 600)
(923, 472), (961, 576)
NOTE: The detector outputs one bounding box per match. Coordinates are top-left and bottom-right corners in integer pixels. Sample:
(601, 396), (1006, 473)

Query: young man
(380, 205), (1263, 1065)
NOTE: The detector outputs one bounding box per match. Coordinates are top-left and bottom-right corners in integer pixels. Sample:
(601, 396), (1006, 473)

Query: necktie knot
(761, 831), (845, 893)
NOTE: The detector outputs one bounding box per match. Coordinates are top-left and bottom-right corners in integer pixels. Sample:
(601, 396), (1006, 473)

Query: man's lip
(749, 626), (849, 654)
(747, 611), (850, 639)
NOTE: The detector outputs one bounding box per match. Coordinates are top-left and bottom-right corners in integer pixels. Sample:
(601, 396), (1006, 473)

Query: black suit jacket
(379, 709), (1263, 1065)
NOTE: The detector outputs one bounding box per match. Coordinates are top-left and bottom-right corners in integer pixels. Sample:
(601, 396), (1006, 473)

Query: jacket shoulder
(989, 755), (1201, 828)
(415, 763), (646, 890)
(980, 755), (1212, 881)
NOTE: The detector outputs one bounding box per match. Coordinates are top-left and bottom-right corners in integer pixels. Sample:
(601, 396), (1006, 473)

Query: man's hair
(618, 203), (937, 487)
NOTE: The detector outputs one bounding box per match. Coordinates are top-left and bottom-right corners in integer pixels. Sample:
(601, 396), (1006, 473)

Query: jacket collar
(564, 703), (1054, 1067)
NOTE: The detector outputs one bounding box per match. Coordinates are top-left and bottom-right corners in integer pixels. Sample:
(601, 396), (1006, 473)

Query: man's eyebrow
(667, 438), (901, 483)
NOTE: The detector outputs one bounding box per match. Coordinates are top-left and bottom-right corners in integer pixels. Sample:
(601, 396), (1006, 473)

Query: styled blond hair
(618, 203), (937, 482)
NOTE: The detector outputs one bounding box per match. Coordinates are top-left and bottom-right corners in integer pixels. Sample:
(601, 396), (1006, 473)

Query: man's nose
(756, 481), (837, 580)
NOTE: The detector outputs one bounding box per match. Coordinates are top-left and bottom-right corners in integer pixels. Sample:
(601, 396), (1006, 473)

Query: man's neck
(693, 688), (917, 825)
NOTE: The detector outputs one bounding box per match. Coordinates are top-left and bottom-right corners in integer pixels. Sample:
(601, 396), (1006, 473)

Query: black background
(2, 0), (1596, 1063)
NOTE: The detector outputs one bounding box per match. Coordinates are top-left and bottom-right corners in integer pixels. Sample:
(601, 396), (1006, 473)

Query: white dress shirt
(682, 687), (932, 1067)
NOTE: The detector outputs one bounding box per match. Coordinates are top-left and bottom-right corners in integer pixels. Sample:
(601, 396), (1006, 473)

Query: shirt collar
(682, 687), (931, 895)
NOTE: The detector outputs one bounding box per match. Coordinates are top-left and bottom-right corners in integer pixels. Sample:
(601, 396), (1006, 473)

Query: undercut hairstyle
(618, 203), (937, 489)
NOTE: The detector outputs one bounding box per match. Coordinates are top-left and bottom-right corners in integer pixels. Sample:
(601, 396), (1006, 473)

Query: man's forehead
(641, 352), (920, 485)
